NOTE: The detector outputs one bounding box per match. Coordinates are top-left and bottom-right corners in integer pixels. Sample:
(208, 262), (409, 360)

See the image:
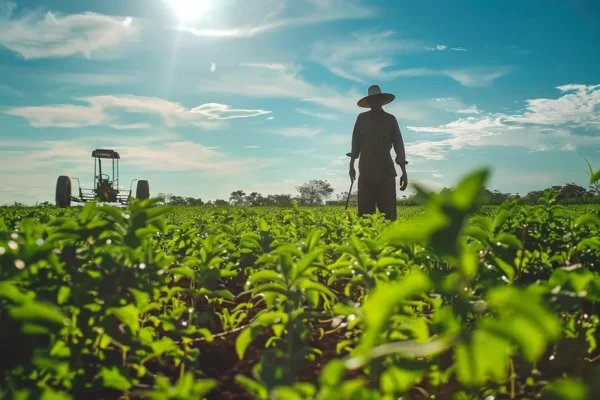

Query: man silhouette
(347, 85), (408, 221)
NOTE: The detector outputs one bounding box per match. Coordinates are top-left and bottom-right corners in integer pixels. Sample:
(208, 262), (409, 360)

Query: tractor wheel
(55, 176), (71, 208)
(136, 180), (150, 200)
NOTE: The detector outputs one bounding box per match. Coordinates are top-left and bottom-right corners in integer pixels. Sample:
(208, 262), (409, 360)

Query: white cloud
(427, 97), (482, 114)
(187, 103), (271, 120)
(108, 123), (153, 130)
(173, 0), (375, 38)
(432, 173), (444, 178)
(245, 145), (260, 149)
(311, 30), (508, 86)
(5, 95), (271, 128)
(404, 84), (600, 160)
(210, 63), (216, 72)
(451, 47), (468, 51)
(505, 84), (600, 126)
(0, 6), (141, 59)
(267, 126), (322, 137)
(455, 105), (482, 114)
(296, 108), (340, 120)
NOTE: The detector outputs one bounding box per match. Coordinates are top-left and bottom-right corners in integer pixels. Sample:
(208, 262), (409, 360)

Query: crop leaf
(108, 304), (140, 335)
(358, 271), (432, 353)
(98, 367), (132, 391)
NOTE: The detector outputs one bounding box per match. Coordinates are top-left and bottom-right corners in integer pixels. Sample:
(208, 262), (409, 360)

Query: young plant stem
(510, 357), (516, 399)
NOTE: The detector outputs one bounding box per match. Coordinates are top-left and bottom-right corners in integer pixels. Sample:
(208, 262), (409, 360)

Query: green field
(1, 170), (599, 399)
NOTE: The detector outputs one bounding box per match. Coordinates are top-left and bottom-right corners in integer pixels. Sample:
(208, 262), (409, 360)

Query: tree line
(329, 181), (600, 206)
(164, 180), (600, 207)
(164, 179), (335, 207)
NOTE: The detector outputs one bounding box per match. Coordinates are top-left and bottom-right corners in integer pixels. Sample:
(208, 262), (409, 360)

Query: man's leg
(357, 178), (376, 216)
(376, 177), (397, 221)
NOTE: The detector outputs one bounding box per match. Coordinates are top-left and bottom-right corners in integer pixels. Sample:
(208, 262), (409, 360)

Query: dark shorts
(357, 177), (397, 221)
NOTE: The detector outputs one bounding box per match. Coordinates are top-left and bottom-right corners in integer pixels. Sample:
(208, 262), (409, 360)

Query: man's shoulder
(383, 110), (398, 120)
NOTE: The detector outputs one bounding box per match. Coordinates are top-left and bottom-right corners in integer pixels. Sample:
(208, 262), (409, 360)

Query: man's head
(357, 85), (395, 109)
(368, 95), (384, 110)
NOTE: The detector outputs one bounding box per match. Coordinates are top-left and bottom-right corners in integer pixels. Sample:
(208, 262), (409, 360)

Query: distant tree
(268, 194), (293, 207)
(522, 190), (545, 204)
(246, 192), (264, 206)
(337, 191), (358, 202)
(185, 197), (204, 206)
(229, 190), (246, 206)
(168, 196), (187, 206)
(295, 179), (334, 205)
(214, 199), (229, 206)
(560, 183), (587, 199)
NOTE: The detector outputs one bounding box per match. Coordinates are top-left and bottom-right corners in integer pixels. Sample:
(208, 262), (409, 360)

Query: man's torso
(356, 110), (397, 182)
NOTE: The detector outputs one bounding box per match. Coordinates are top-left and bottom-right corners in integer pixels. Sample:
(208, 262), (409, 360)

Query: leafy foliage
(1, 168), (599, 399)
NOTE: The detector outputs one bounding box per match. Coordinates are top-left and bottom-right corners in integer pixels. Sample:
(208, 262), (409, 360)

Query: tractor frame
(55, 149), (150, 208)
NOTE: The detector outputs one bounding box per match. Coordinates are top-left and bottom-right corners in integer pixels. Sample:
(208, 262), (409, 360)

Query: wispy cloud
(310, 30), (428, 83)
(186, 103), (271, 120)
(267, 125), (323, 137)
(0, 84), (23, 97)
(5, 95), (271, 128)
(296, 108), (340, 121)
(199, 63), (362, 114)
(429, 45), (468, 52)
(0, 4), (141, 59)
(173, 0), (376, 38)
(429, 98), (482, 114)
(443, 67), (512, 87)
(49, 72), (139, 86)
(311, 30), (507, 86)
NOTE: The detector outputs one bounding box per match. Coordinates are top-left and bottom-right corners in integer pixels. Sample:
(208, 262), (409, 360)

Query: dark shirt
(350, 110), (408, 182)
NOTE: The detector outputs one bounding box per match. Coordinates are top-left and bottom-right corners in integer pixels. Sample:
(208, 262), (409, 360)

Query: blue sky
(0, 0), (599, 204)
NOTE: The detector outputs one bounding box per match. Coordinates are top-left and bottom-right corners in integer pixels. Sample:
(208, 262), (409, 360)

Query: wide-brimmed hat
(357, 85), (395, 108)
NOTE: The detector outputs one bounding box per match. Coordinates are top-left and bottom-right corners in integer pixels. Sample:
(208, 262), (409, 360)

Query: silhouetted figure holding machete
(347, 85), (408, 221)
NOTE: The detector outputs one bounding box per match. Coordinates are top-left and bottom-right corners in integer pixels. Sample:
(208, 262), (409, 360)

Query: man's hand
(349, 166), (357, 181)
(399, 174), (408, 191)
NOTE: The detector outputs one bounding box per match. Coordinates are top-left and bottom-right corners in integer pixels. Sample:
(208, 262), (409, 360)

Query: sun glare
(167, 0), (211, 23)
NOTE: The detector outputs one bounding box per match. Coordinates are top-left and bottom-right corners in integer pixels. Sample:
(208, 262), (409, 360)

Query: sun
(167, 0), (211, 23)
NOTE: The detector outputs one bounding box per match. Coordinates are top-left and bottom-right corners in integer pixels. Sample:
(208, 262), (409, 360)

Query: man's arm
(391, 116), (408, 168)
(392, 116), (409, 190)
(349, 115), (361, 169)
